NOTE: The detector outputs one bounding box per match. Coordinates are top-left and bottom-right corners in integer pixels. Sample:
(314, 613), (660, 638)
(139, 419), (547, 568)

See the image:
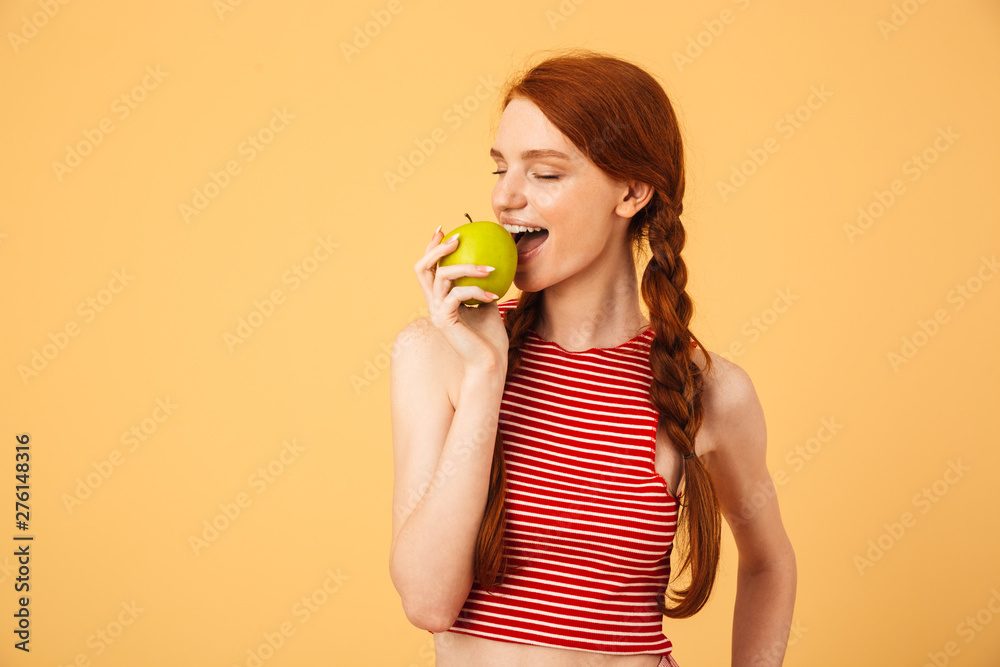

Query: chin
(512, 272), (548, 295)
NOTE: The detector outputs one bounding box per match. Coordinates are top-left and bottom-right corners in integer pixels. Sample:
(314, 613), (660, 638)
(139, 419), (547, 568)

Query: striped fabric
(444, 298), (683, 656)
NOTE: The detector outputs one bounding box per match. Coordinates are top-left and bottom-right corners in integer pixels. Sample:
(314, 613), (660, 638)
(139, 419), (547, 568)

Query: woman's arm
(388, 317), (506, 632)
(702, 357), (797, 667)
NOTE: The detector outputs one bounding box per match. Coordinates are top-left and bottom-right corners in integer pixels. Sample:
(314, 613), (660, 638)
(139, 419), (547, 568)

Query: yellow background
(2, 1), (998, 665)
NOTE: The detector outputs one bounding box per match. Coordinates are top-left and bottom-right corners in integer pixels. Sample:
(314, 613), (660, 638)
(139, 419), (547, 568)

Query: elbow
(394, 577), (463, 632)
(738, 540), (797, 580)
(390, 559), (465, 633)
(401, 598), (461, 633)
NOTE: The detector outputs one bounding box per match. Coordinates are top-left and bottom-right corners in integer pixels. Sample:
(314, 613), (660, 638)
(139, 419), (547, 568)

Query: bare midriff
(433, 632), (665, 667)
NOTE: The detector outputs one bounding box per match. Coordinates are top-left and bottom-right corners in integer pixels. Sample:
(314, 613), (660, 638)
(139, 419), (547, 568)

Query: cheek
(530, 184), (564, 214)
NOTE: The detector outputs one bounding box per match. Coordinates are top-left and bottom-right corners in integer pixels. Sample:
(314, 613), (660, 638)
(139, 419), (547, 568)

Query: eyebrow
(489, 148), (573, 161)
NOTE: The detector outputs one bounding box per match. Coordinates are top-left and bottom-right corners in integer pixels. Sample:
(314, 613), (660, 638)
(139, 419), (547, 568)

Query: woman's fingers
(432, 263), (494, 304)
(414, 228), (487, 333)
(413, 229), (457, 299)
(414, 232), (458, 281)
(408, 229), (508, 368)
(441, 285), (500, 311)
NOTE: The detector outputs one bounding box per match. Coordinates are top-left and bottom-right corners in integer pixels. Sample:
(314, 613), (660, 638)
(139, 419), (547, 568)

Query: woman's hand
(413, 227), (510, 373)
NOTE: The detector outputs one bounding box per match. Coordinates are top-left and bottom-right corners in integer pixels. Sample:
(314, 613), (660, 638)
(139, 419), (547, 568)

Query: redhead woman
(390, 50), (796, 667)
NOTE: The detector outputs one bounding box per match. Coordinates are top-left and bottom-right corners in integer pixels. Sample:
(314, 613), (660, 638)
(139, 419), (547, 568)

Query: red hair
(474, 49), (720, 619)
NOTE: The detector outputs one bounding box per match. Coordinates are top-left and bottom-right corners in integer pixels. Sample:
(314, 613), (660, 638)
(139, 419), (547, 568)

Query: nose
(491, 171), (527, 214)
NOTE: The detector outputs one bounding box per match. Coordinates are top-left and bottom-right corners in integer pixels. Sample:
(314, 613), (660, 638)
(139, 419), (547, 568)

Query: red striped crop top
(441, 298), (693, 657)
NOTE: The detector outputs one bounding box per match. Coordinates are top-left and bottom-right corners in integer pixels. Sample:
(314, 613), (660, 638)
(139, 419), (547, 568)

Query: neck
(533, 241), (648, 352)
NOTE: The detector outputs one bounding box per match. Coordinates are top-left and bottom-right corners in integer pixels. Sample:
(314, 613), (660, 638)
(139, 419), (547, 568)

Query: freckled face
(490, 97), (629, 293)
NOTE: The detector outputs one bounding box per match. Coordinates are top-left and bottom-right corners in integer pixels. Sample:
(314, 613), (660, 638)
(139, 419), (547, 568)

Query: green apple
(438, 214), (517, 306)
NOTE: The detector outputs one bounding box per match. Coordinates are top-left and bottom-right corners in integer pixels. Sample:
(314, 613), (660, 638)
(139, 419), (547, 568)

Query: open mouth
(515, 231), (548, 257)
(502, 223), (549, 251)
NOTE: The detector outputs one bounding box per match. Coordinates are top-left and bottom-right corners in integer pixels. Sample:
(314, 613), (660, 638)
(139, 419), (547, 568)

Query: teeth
(502, 223), (545, 234)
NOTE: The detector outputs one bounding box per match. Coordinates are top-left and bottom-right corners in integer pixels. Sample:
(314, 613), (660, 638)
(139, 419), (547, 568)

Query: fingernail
(485, 292), (499, 301)
(481, 266), (495, 273)
(434, 225), (442, 236)
(447, 233), (460, 243)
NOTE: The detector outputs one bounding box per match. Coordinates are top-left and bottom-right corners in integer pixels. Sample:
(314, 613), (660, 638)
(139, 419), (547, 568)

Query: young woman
(390, 50), (796, 667)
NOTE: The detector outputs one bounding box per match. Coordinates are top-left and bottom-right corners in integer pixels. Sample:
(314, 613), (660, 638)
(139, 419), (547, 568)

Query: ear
(615, 179), (654, 218)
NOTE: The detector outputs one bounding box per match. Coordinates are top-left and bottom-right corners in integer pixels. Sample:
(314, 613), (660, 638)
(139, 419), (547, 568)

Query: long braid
(473, 290), (543, 590)
(641, 201), (720, 618)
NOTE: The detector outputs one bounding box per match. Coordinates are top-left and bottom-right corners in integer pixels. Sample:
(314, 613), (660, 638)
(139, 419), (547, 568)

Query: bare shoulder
(392, 316), (438, 355)
(392, 317), (463, 408)
(692, 348), (766, 454)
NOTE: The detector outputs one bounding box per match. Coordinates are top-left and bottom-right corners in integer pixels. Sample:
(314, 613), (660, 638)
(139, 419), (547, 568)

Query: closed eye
(491, 170), (559, 180)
